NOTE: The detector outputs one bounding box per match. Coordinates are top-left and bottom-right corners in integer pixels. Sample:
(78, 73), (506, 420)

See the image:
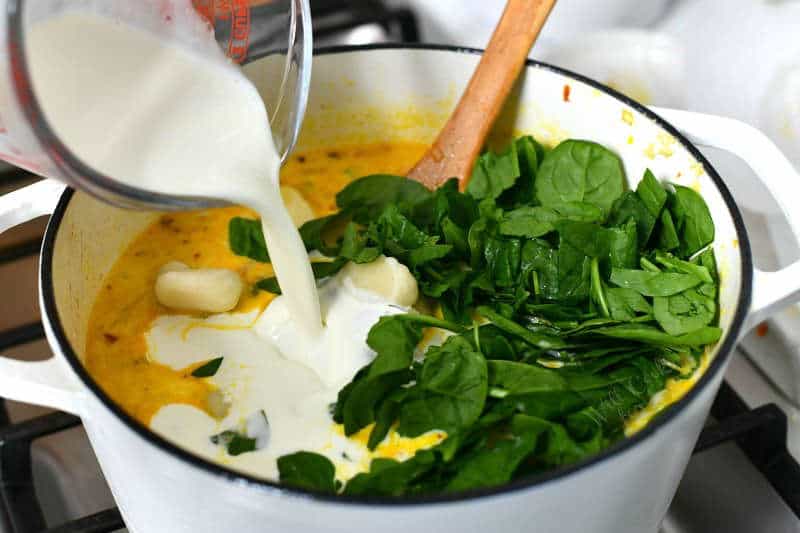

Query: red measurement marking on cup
(0, 149), (42, 172)
(192, 0), (251, 63)
(159, 0), (175, 23)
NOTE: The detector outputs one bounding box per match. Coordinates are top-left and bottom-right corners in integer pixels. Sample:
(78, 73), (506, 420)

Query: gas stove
(2, 1), (800, 531)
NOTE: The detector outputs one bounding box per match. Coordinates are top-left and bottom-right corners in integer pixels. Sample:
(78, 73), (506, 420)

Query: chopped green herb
(228, 217), (269, 262)
(191, 357), (223, 378)
(210, 430), (256, 456)
(278, 452), (337, 492)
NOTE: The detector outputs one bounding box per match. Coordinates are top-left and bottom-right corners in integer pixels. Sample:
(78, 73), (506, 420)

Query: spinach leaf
(553, 202), (604, 223)
(335, 314), (463, 438)
(474, 325), (517, 361)
(656, 209), (680, 251)
(277, 452), (337, 493)
(445, 415), (547, 492)
(370, 205), (435, 252)
(492, 391), (591, 421)
(365, 315), (429, 377)
(608, 191), (655, 247)
(671, 185), (714, 257)
(499, 202), (603, 238)
(534, 139), (625, 215)
(556, 240), (592, 300)
(191, 357), (223, 378)
(654, 287), (716, 336)
(299, 212), (349, 255)
(254, 277), (282, 294)
(563, 367), (643, 391)
(605, 288), (652, 321)
(334, 315), (425, 435)
(397, 336), (488, 437)
(485, 236), (522, 287)
(441, 217), (469, 256)
(209, 430), (256, 456)
(411, 178), (465, 230)
(229, 217), (269, 262)
(588, 324), (722, 345)
(607, 219), (638, 269)
(467, 217), (494, 269)
(497, 136), (543, 206)
(408, 245), (453, 268)
(636, 170), (667, 219)
(488, 360), (567, 395)
(654, 250), (713, 283)
(609, 268), (702, 296)
(433, 179), (481, 229)
(521, 239), (559, 299)
(695, 247), (718, 281)
(566, 383), (650, 440)
(339, 369), (413, 436)
(477, 306), (564, 349)
(337, 174), (432, 224)
(340, 223), (381, 263)
(499, 206), (559, 237)
(369, 388), (408, 450)
(467, 141), (520, 200)
(343, 450), (438, 497)
(555, 220), (610, 259)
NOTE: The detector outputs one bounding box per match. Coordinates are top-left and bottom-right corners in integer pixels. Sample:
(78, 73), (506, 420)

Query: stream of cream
(27, 10), (322, 339)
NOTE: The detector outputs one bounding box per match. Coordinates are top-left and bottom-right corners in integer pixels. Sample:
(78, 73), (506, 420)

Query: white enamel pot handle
(0, 178), (80, 414)
(653, 107), (800, 333)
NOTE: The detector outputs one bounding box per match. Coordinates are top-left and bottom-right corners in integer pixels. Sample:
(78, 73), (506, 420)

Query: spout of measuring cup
(232, 0), (313, 162)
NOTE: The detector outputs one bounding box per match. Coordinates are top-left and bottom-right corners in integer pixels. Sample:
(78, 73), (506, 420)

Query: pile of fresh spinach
(228, 136), (720, 496)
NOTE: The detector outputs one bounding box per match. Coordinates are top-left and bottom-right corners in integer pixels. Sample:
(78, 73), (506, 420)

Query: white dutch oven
(2, 45), (800, 533)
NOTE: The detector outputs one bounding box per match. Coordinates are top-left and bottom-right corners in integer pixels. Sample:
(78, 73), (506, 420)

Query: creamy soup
(86, 141), (714, 485)
(63, 2), (719, 495)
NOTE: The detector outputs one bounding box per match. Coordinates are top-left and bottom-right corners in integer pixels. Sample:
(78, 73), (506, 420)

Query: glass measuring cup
(0, 0), (312, 210)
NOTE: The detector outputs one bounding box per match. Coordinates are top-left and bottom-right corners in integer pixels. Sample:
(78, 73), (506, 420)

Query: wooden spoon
(407, 0), (557, 190)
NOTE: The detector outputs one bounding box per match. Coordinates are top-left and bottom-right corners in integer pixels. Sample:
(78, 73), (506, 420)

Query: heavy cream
(147, 273), (415, 480)
(27, 10), (321, 339)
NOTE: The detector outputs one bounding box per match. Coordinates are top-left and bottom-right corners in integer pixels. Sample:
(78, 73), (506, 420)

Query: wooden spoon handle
(407, 0), (556, 189)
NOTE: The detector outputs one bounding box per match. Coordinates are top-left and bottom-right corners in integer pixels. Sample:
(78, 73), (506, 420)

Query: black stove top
(310, 0), (419, 43)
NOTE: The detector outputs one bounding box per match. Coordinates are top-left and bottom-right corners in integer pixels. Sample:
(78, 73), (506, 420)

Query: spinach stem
(400, 313), (466, 333)
(473, 321), (481, 352)
(590, 257), (610, 318)
(640, 257), (660, 272)
(488, 387), (509, 399)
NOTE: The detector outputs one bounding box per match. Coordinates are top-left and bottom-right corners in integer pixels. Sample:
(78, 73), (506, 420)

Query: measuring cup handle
(652, 107), (800, 332)
(0, 178), (65, 235)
